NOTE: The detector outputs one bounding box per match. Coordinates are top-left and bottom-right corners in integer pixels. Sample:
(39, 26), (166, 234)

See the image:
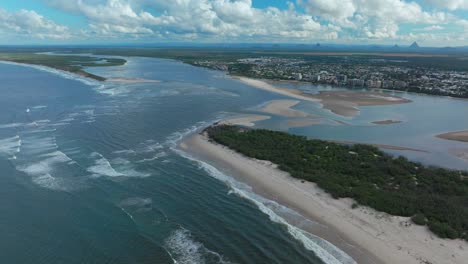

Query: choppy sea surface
(0, 56), (467, 264)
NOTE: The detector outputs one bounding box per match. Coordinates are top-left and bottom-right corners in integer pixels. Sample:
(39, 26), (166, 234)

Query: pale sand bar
(181, 133), (467, 264)
(106, 77), (161, 83)
(260, 100), (312, 117)
(235, 77), (319, 103)
(237, 77), (412, 117)
(436, 130), (468, 143)
(219, 115), (271, 127)
(372, 120), (402, 125)
(310, 91), (412, 117)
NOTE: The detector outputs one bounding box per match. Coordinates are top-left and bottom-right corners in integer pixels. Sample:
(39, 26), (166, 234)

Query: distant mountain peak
(409, 42), (420, 48)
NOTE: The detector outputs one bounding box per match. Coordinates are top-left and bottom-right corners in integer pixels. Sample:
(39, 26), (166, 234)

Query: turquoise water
(0, 56), (467, 264)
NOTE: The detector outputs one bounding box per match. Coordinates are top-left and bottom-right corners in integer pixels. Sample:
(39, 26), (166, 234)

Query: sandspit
(106, 77), (161, 83)
(309, 91), (412, 117)
(219, 115), (271, 127)
(181, 132), (467, 264)
(260, 100), (312, 117)
(236, 77), (412, 117)
(436, 130), (468, 143)
(372, 120), (402, 125)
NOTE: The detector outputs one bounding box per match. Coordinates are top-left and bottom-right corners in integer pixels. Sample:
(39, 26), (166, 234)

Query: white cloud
(419, 25), (444, 31)
(426, 0), (468, 10)
(46, 0), (338, 41)
(299, 0), (451, 39)
(0, 8), (70, 39)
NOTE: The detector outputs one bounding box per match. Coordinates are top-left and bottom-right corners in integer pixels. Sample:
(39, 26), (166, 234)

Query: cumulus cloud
(426, 0), (468, 10)
(299, 0), (451, 39)
(46, 0), (337, 41)
(0, 8), (70, 39)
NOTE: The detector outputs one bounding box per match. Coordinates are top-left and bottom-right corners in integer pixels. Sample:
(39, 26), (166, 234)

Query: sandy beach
(181, 132), (467, 264)
(260, 100), (312, 117)
(372, 120), (402, 125)
(219, 115), (271, 127)
(236, 77), (412, 117)
(436, 130), (468, 142)
(235, 77), (319, 103)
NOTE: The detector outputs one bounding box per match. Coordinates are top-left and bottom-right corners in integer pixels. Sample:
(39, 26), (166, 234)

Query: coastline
(235, 76), (412, 117)
(180, 131), (468, 264)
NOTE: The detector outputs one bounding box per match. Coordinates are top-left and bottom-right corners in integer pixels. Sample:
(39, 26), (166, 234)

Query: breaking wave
(176, 149), (356, 264)
(0, 61), (99, 86)
(165, 228), (231, 264)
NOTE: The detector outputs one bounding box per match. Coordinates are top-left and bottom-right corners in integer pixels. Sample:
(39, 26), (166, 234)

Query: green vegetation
(411, 214), (427, 225)
(206, 125), (468, 240)
(0, 52), (126, 81)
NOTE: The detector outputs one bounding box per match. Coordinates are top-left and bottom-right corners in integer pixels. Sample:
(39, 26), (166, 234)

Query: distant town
(193, 56), (468, 98)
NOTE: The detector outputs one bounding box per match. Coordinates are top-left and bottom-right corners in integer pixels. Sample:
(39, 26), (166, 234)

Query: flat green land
(0, 52), (126, 81)
(206, 125), (468, 241)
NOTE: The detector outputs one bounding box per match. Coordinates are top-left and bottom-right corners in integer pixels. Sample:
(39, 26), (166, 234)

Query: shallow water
(0, 60), (328, 264)
(0, 56), (467, 264)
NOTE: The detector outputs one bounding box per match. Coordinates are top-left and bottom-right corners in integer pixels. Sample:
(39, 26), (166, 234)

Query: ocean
(0, 56), (467, 264)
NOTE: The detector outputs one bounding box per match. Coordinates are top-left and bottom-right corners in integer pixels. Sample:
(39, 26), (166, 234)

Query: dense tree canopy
(206, 125), (468, 240)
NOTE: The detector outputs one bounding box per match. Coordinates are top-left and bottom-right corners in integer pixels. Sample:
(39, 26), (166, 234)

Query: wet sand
(372, 120), (402, 125)
(436, 130), (468, 143)
(106, 78), (161, 83)
(237, 77), (412, 117)
(309, 91), (412, 117)
(219, 115), (271, 127)
(181, 132), (468, 264)
(329, 139), (427, 152)
(260, 100), (312, 117)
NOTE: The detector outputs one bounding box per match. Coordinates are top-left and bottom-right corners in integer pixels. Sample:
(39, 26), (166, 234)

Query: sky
(0, 0), (468, 46)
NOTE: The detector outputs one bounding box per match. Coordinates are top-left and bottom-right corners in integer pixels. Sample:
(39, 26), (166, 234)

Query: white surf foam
(0, 135), (22, 158)
(88, 152), (150, 178)
(87, 152), (124, 177)
(0, 123), (24, 129)
(16, 150), (75, 191)
(0, 61), (99, 87)
(176, 149), (356, 264)
(165, 228), (230, 264)
(32, 105), (47, 109)
(137, 151), (167, 163)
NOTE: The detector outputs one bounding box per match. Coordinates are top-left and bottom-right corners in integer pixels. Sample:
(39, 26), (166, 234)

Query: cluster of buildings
(193, 57), (468, 97)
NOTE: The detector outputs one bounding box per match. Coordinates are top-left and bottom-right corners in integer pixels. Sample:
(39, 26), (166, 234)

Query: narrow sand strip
(436, 130), (468, 143)
(260, 100), (312, 117)
(329, 140), (426, 152)
(181, 133), (468, 264)
(235, 77), (319, 103)
(106, 78), (161, 83)
(219, 115), (271, 127)
(372, 120), (402, 125)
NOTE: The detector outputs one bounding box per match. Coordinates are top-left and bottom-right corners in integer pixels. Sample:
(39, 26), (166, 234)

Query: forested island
(206, 125), (468, 241)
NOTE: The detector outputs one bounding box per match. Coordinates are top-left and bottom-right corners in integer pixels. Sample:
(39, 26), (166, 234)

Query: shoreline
(0, 60), (104, 84)
(180, 131), (468, 264)
(235, 76), (412, 117)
